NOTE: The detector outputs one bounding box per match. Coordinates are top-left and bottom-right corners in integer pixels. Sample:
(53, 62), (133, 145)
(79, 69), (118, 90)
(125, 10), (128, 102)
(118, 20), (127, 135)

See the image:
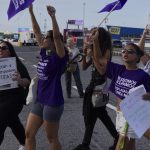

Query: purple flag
(7, 0), (35, 20)
(98, 0), (127, 13)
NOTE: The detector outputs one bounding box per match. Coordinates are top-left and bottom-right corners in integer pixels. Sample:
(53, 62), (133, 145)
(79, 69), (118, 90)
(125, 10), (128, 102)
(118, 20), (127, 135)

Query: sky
(1, 0), (150, 33)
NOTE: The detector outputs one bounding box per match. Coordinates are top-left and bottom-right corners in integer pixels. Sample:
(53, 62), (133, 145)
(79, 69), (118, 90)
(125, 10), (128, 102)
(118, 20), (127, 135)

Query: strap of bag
(65, 53), (84, 73)
(119, 122), (129, 150)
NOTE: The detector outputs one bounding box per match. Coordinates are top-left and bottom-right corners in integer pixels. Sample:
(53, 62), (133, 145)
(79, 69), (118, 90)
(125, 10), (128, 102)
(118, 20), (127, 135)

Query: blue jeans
(65, 63), (84, 97)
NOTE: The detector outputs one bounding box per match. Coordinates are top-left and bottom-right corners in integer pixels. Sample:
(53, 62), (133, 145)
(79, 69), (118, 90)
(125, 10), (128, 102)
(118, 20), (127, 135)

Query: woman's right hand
(47, 5), (56, 17)
(83, 42), (93, 57)
(143, 25), (150, 36)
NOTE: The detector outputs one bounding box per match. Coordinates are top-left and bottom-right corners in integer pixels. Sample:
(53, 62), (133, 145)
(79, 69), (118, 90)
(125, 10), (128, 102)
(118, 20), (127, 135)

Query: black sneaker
(72, 144), (90, 150)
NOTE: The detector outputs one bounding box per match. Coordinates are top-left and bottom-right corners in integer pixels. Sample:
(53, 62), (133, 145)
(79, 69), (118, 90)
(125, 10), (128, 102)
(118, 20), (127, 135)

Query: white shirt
(143, 59), (150, 76)
(68, 46), (80, 61)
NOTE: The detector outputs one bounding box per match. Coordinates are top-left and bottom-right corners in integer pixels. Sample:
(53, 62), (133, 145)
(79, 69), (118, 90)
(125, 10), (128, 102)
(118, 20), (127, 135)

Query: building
(107, 25), (144, 40)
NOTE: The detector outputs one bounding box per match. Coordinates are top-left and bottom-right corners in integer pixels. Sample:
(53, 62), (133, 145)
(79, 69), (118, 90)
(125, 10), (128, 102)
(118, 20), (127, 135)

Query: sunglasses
(121, 49), (137, 55)
(0, 46), (9, 51)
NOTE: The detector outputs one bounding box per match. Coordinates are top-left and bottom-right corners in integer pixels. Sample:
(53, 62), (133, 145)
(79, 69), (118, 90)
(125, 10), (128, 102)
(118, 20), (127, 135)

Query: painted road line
(72, 85), (116, 111)
(33, 65), (37, 68)
(19, 57), (24, 61)
(106, 103), (116, 111)
(72, 85), (85, 93)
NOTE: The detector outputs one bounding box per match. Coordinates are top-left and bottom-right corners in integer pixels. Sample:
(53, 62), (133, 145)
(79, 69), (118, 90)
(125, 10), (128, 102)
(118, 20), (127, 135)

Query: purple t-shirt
(37, 49), (68, 106)
(106, 61), (150, 100)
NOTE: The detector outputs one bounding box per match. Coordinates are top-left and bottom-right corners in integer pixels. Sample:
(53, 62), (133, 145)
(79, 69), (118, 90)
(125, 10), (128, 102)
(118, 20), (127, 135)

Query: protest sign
(7, 0), (35, 20)
(0, 57), (18, 90)
(120, 85), (150, 138)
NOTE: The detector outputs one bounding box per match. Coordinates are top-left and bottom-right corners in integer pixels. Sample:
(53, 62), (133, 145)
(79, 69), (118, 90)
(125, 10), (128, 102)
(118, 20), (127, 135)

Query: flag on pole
(7, 0), (35, 20)
(98, 0), (127, 13)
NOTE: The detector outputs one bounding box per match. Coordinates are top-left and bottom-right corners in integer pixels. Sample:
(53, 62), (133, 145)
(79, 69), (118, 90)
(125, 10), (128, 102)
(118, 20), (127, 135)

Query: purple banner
(7, 0), (35, 20)
(98, 0), (127, 13)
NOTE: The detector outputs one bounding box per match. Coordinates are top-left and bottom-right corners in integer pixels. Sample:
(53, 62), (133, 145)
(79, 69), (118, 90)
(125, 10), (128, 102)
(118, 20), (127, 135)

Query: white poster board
(120, 85), (150, 138)
(0, 57), (18, 90)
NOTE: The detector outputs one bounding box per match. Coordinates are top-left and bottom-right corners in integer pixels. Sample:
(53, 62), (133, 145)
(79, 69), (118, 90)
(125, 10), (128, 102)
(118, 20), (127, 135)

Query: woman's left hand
(47, 5), (56, 17)
(142, 93), (150, 101)
(12, 71), (23, 85)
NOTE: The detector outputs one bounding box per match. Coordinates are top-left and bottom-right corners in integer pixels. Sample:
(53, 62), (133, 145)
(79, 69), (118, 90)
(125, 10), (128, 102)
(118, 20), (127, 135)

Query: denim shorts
(116, 111), (139, 139)
(31, 102), (64, 122)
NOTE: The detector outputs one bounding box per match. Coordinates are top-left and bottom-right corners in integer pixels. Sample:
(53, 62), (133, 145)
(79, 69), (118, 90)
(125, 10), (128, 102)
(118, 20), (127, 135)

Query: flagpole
(98, 0), (120, 27)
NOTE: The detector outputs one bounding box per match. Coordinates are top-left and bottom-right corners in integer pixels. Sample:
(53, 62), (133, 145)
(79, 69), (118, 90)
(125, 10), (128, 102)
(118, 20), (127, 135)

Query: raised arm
(139, 26), (150, 65)
(138, 25), (149, 51)
(47, 6), (65, 58)
(92, 30), (108, 75)
(81, 42), (92, 70)
(29, 5), (43, 47)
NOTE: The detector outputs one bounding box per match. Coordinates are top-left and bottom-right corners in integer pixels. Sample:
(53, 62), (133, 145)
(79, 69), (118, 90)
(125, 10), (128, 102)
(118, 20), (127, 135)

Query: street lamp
(83, 2), (86, 35)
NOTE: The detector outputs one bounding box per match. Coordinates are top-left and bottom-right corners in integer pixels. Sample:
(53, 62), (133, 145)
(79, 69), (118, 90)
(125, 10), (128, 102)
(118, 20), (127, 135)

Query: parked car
(121, 40), (131, 47)
(112, 39), (122, 48)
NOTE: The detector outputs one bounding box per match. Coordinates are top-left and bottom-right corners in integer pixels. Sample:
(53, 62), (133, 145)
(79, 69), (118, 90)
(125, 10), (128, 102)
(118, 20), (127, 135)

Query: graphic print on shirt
(115, 76), (137, 97)
(37, 59), (49, 80)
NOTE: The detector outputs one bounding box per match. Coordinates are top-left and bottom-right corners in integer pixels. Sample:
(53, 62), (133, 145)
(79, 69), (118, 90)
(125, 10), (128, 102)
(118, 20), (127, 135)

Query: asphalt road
(1, 46), (150, 150)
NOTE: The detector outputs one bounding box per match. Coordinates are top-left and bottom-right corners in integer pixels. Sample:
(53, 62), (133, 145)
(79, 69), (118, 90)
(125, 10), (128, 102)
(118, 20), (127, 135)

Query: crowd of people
(0, 4), (150, 150)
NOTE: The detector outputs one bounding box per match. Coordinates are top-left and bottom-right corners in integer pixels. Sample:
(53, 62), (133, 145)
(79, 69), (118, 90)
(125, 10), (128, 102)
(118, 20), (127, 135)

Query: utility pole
(148, 14), (150, 29)
(82, 2), (86, 37)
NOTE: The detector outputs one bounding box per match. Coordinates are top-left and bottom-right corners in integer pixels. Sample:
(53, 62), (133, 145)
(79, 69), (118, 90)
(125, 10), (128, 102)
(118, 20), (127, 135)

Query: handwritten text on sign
(0, 57), (17, 90)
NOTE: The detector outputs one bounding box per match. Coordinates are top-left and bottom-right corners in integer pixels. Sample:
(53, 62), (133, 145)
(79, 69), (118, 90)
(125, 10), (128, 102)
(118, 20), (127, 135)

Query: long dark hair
(0, 40), (27, 70)
(126, 43), (144, 63)
(47, 30), (63, 42)
(126, 43), (144, 57)
(97, 27), (112, 58)
(47, 30), (69, 57)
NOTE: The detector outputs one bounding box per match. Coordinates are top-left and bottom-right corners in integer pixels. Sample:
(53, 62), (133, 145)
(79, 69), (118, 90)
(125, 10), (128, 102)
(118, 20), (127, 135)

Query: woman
(0, 40), (31, 150)
(26, 4), (68, 150)
(92, 28), (150, 150)
(73, 27), (118, 150)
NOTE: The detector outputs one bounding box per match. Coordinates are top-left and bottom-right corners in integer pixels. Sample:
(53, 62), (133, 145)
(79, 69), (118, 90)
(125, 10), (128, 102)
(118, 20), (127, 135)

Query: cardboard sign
(0, 57), (18, 90)
(120, 85), (150, 138)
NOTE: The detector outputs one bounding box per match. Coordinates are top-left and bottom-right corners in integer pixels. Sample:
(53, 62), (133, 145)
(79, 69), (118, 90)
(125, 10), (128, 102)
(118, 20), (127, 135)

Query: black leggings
(0, 116), (25, 146)
(82, 106), (118, 146)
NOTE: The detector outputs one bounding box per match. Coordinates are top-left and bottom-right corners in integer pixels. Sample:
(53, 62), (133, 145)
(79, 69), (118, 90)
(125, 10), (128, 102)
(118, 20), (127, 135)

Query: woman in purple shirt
(26, 5), (68, 150)
(92, 28), (150, 150)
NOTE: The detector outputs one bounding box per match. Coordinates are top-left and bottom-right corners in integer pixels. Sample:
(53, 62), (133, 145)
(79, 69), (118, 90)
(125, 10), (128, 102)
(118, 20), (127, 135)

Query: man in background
(65, 37), (84, 98)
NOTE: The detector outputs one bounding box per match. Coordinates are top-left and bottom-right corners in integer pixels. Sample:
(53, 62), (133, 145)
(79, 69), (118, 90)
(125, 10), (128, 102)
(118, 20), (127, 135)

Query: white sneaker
(18, 145), (25, 150)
